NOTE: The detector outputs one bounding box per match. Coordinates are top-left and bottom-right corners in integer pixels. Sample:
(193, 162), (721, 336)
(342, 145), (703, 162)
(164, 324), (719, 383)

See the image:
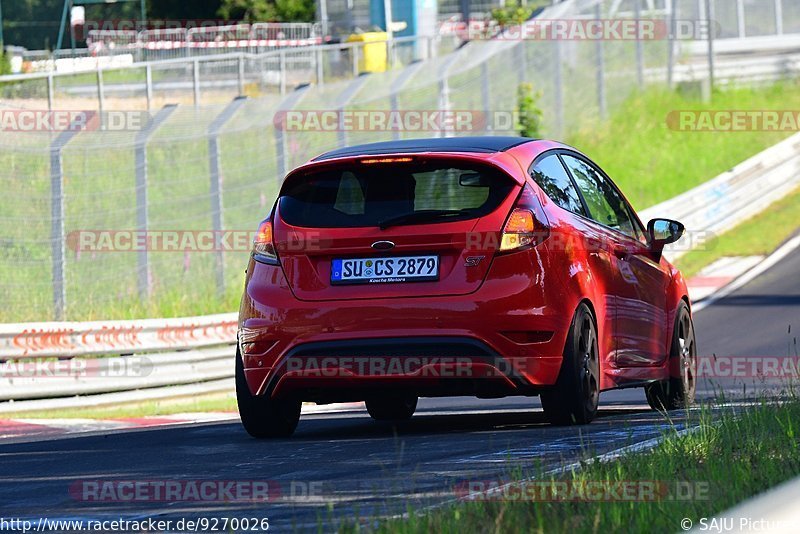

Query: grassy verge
(364, 400), (800, 533)
(566, 81), (800, 211)
(1, 392), (236, 420)
(675, 186), (800, 279)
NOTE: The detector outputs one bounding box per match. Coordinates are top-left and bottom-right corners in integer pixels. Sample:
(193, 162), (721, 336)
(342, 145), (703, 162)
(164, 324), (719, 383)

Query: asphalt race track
(1, 241), (798, 531)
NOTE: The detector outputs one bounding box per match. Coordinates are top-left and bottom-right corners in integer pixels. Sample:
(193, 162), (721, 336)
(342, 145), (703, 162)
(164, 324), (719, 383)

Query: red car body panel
(238, 138), (690, 402)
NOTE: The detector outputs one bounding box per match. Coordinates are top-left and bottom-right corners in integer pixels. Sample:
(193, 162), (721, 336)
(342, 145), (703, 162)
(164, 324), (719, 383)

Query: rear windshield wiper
(378, 209), (472, 230)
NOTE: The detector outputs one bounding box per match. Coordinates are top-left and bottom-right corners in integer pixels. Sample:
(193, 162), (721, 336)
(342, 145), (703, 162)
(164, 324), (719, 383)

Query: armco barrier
(0, 312), (237, 360)
(640, 130), (800, 260)
(0, 346), (231, 401)
(1, 131), (799, 404)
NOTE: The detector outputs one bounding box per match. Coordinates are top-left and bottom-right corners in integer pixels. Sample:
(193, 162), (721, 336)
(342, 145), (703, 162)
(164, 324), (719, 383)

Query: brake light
(253, 220), (278, 264)
(500, 185), (549, 252)
(360, 157), (414, 164)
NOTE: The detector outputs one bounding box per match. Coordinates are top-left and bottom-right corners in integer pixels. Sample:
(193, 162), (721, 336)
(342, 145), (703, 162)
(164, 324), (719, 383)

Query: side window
(630, 214), (648, 243)
(561, 155), (636, 238)
(530, 155), (587, 217)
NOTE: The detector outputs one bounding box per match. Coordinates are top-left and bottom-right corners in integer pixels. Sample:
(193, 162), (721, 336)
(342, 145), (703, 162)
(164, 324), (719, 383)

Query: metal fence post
(352, 43), (360, 77)
(775, 0), (783, 35)
(208, 96), (248, 298)
(705, 0), (715, 98)
(275, 85), (310, 182)
(193, 59), (201, 107)
(436, 48), (465, 139)
(595, 3), (606, 120)
(316, 48), (324, 87)
(134, 104), (178, 300)
(237, 54), (246, 96)
(279, 50), (287, 95)
(47, 74), (54, 112)
(481, 62), (491, 133)
(388, 39), (396, 69)
(389, 60), (423, 140)
(49, 122), (83, 320)
(334, 73), (371, 148)
(736, 0), (746, 38)
(145, 64), (153, 112)
(667, 0), (676, 89)
(634, 0), (645, 89)
(96, 66), (105, 121)
(438, 78), (450, 139)
(554, 40), (564, 139)
(516, 42), (526, 85)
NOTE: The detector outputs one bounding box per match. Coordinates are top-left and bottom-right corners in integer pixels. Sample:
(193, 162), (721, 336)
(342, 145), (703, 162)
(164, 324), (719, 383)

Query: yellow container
(346, 32), (388, 73)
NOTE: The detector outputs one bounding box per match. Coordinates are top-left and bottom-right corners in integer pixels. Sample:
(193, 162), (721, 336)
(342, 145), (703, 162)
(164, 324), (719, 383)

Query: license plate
(331, 255), (439, 285)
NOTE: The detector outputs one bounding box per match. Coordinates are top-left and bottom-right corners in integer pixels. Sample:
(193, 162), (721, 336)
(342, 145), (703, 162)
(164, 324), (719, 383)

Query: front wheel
(236, 351), (301, 438)
(365, 395), (418, 421)
(540, 303), (600, 425)
(645, 302), (696, 411)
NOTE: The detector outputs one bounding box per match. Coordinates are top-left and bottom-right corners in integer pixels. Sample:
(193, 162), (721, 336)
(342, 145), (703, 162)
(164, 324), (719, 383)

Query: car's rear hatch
(272, 153), (523, 302)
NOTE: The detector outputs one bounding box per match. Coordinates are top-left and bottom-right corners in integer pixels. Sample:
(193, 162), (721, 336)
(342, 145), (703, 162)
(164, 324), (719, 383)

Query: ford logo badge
(371, 240), (395, 250)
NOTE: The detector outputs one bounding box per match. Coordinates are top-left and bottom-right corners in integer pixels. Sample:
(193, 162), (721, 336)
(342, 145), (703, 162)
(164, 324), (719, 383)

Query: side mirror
(647, 218), (685, 260)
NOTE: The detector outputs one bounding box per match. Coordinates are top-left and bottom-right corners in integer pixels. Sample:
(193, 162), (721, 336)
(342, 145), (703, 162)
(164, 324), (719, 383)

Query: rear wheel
(236, 351), (301, 438)
(645, 302), (696, 411)
(365, 395), (418, 421)
(540, 303), (600, 425)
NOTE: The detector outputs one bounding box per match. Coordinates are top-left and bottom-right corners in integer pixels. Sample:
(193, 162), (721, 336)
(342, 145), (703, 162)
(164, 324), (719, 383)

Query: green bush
(517, 82), (543, 138)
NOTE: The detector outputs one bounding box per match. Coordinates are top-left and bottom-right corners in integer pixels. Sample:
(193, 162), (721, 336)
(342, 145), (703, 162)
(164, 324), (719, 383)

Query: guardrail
(1, 131), (799, 407)
(0, 313), (236, 359)
(0, 346), (232, 401)
(641, 130), (800, 260)
(670, 52), (800, 86)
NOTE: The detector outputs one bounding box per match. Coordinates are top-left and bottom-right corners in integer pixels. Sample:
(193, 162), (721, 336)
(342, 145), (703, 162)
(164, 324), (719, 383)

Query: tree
(218, 0), (276, 21)
(273, 0), (316, 22)
(217, 0), (315, 22)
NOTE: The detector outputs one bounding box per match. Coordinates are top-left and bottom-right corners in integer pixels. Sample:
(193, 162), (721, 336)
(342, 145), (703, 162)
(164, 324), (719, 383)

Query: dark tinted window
(561, 155), (636, 237)
(530, 155), (586, 216)
(279, 163), (515, 228)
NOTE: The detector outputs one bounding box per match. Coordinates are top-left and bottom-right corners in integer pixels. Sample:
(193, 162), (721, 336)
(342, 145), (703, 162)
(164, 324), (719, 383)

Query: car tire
(540, 303), (600, 425)
(645, 302), (696, 411)
(236, 351), (301, 438)
(365, 396), (418, 421)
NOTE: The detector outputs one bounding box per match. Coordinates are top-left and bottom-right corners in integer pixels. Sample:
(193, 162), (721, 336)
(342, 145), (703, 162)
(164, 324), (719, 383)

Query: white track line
(694, 234), (800, 314)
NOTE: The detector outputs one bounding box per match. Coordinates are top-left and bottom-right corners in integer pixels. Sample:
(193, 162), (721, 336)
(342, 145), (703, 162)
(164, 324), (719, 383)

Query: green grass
(360, 400), (800, 533)
(3, 392), (237, 419)
(566, 81), (800, 211)
(675, 186), (800, 279)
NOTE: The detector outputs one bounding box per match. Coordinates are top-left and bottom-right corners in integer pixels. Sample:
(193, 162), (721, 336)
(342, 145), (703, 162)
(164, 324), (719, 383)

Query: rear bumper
(238, 252), (572, 399)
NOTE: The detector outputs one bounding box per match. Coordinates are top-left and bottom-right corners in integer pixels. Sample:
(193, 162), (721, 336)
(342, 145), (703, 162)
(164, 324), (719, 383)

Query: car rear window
(278, 162), (516, 228)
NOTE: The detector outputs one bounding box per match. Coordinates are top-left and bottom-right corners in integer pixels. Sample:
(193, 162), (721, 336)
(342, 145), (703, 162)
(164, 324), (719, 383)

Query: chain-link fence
(1, 0), (798, 322)
(0, 34), (459, 112)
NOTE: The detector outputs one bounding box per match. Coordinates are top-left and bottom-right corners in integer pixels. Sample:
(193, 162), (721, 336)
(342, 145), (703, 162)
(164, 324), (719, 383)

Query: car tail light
(360, 156), (415, 164)
(500, 184), (549, 252)
(253, 219), (278, 264)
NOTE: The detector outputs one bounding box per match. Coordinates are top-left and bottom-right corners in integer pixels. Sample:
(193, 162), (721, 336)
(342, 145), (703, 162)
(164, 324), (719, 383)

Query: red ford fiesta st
(237, 137), (696, 438)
